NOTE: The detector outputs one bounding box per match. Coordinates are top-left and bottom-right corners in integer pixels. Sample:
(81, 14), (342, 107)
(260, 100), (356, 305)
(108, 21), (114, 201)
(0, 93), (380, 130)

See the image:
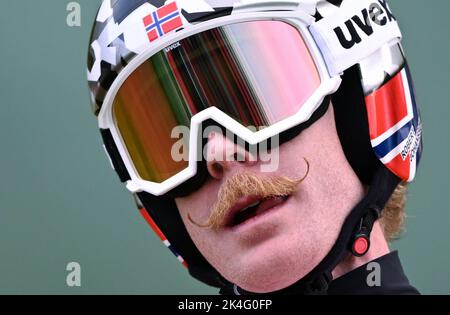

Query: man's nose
(205, 132), (256, 180)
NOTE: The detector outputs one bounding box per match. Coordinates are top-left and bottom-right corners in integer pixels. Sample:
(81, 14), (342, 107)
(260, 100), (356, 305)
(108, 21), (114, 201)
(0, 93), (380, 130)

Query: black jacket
(327, 251), (419, 295)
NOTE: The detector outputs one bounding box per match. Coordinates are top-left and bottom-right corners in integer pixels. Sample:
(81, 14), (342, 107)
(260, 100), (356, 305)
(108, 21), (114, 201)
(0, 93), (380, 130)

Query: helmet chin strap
(220, 166), (400, 295)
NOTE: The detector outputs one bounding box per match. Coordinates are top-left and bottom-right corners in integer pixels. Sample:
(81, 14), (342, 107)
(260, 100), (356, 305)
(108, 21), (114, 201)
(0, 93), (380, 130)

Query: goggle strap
(100, 128), (131, 183)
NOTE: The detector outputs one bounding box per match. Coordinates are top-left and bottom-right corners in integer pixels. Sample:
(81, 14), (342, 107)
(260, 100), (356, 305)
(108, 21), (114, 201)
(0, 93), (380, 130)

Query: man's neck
(332, 221), (390, 279)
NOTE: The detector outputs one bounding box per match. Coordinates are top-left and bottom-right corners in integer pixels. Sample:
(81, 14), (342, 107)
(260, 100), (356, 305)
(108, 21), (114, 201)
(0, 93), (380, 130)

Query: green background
(0, 0), (449, 294)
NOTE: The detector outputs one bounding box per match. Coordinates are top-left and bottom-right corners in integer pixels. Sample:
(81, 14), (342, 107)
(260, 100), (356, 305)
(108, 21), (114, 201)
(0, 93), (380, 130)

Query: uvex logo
(334, 0), (396, 49)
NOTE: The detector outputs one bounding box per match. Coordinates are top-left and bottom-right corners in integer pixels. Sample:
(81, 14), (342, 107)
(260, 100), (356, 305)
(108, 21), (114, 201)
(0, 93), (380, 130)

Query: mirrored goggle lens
(112, 20), (321, 183)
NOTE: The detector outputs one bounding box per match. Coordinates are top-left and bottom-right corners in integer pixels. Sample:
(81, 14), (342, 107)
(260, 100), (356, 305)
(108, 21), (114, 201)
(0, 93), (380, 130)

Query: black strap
(100, 128), (131, 182)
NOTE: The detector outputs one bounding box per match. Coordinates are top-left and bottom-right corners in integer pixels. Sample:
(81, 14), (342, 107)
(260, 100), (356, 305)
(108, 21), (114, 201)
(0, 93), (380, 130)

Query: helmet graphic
(87, 0), (423, 293)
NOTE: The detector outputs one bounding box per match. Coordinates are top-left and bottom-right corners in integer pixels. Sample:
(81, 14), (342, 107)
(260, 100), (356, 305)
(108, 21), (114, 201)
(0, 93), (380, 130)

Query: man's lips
(224, 195), (289, 228)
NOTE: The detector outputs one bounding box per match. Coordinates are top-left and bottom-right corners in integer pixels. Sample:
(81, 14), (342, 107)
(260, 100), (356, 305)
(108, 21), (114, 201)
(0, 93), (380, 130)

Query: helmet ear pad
(331, 65), (382, 185)
(137, 191), (226, 288)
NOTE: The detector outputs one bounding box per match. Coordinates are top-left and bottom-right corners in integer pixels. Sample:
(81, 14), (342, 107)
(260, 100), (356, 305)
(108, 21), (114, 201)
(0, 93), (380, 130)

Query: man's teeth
(238, 201), (261, 213)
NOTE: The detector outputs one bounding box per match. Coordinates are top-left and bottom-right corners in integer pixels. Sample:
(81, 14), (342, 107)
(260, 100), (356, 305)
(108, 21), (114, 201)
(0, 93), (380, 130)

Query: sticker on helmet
(365, 66), (423, 181)
(143, 2), (184, 43)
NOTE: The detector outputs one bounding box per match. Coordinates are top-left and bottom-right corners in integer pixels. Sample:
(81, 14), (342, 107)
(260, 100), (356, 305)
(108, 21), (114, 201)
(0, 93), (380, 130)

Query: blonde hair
(379, 182), (408, 242)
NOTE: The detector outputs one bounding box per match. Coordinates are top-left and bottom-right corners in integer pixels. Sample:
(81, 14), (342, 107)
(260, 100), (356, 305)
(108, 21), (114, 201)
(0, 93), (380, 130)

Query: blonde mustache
(188, 158), (310, 230)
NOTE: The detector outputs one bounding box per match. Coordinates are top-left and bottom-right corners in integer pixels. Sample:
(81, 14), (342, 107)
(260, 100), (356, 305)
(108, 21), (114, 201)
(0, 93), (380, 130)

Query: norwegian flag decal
(143, 2), (183, 43)
(365, 65), (423, 182)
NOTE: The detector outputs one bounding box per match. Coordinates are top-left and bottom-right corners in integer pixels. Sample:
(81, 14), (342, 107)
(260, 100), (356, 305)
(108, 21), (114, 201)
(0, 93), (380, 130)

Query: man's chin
(222, 243), (317, 293)
(230, 265), (310, 294)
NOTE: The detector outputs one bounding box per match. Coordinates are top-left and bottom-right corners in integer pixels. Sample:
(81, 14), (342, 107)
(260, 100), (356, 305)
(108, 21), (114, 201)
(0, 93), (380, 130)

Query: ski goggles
(98, 3), (402, 196)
